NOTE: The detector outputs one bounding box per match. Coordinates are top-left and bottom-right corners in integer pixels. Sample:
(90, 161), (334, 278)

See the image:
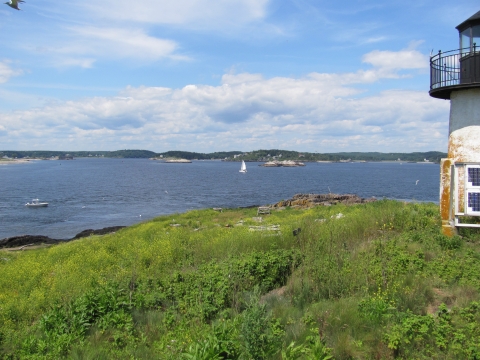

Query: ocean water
(0, 159), (439, 239)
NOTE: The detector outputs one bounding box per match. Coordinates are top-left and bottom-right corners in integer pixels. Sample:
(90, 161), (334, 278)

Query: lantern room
(458, 11), (480, 55)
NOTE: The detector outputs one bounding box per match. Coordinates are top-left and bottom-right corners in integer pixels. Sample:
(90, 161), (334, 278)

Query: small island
(261, 160), (305, 167)
(149, 156), (192, 163)
(165, 159), (192, 163)
(0, 157), (41, 165)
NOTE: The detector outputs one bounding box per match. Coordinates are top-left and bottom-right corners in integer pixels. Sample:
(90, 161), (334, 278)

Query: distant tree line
(106, 150), (157, 158)
(223, 149), (447, 163)
(158, 151), (243, 160)
(0, 149), (447, 163)
(316, 151), (447, 163)
(1, 151), (108, 158)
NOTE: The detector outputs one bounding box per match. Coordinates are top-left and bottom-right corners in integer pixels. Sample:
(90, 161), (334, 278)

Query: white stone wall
(449, 88), (480, 134)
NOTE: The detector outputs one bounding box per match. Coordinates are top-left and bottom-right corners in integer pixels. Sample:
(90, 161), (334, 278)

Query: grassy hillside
(1, 201), (480, 359)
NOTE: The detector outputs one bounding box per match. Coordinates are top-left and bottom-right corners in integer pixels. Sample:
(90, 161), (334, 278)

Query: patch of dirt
(260, 286), (287, 304)
(426, 288), (456, 315)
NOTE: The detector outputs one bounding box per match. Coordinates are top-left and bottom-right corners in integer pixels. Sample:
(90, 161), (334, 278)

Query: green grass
(2, 200), (480, 359)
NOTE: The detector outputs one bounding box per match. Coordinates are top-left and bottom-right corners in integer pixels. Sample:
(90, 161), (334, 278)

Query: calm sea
(0, 159), (439, 239)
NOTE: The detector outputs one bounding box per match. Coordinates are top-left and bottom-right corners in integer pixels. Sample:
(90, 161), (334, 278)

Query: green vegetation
(227, 150), (447, 163)
(2, 200), (480, 359)
(0, 151), (110, 159)
(104, 150), (157, 158)
(0, 150), (156, 159)
(158, 151), (243, 160)
(0, 149), (446, 162)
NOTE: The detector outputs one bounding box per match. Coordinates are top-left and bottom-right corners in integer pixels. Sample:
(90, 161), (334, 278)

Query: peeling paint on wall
(448, 126), (480, 162)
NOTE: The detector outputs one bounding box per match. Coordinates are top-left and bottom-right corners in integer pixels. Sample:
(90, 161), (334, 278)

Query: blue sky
(0, 0), (478, 152)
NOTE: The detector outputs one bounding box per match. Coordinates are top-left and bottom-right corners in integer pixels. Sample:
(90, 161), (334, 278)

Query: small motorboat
(25, 199), (48, 208)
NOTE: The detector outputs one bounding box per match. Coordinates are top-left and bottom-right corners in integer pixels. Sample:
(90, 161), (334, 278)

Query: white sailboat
(239, 160), (247, 173)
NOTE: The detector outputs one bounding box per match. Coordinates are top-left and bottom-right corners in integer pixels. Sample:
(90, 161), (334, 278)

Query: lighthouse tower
(430, 10), (480, 236)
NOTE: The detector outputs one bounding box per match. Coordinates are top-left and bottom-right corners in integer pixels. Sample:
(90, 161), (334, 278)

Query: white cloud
(0, 48), (449, 153)
(69, 27), (181, 61)
(5, 0), (272, 69)
(362, 47), (429, 72)
(81, 0), (269, 28)
(0, 61), (22, 83)
(25, 26), (182, 68)
(55, 57), (96, 69)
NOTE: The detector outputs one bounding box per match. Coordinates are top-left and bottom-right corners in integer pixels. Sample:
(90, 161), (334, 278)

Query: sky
(0, 0), (478, 153)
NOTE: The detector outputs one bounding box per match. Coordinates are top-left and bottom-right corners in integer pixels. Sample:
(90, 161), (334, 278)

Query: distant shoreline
(0, 149), (447, 163)
(0, 159), (41, 165)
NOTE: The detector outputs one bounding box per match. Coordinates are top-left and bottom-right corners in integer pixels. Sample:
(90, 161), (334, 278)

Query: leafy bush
(385, 302), (480, 359)
(240, 289), (283, 359)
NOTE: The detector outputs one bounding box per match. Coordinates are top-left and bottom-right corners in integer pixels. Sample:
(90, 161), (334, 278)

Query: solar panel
(468, 167), (480, 187)
(467, 191), (480, 213)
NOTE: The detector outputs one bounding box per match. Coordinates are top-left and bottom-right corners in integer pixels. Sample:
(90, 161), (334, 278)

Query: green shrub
(240, 289), (283, 359)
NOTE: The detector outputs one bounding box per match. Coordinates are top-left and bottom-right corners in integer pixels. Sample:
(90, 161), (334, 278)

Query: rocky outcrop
(71, 226), (126, 240)
(0, 226), (125, 249)
(262, 160), (305, 167)
(0, 235), (65, 248)
(165, 159), (192, 163)
(271, 193), (376, 209)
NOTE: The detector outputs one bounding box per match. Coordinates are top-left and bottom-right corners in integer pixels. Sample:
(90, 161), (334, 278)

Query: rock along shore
(261, 160), (305, 167)
(0, 226), (125, 249)
(271, 193), (376, 209)
(164, 159), (192, 163)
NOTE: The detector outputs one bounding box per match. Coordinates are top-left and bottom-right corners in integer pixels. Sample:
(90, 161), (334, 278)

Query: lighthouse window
(461, 28), (471, 54)
(468, 192), (480, 212)
(473, 25), (480, 52)
(468, 167), (480, 186)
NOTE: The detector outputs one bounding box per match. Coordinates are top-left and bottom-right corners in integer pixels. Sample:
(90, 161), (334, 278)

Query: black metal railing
(430, 46), (480, 91)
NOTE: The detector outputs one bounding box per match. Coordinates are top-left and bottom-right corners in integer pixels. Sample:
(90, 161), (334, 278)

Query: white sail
(239, 160), (247, 173)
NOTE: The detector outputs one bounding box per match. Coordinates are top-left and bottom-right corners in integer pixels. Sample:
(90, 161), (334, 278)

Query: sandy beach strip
(0, 159), (41, 165)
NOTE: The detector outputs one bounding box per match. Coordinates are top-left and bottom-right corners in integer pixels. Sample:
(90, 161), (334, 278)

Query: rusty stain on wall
(448, 126), (480, 162)
(440, 159), (451, 221)
(440, 125), (480, 236)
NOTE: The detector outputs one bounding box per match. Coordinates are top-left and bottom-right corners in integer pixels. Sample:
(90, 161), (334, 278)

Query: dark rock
(0, 235), (65, 248)
(272, 193), (376, 209)
(71, 226), (126, 240)
(239, 204), (260, 209)
(0, 226), (126, 248)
